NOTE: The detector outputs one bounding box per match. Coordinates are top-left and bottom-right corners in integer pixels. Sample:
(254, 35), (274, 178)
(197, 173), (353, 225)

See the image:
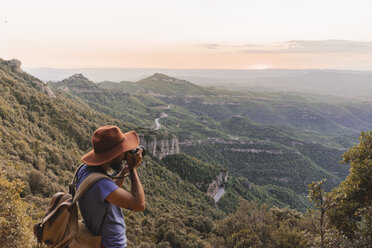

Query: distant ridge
(134, 73), (214, 95)
(137, 73), (192, 85)
(49, 73), (99, 92)
(25, 68), (372, 99)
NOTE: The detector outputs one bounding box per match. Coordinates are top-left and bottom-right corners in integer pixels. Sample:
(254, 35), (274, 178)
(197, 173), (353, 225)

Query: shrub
(0, 177), (33, 247)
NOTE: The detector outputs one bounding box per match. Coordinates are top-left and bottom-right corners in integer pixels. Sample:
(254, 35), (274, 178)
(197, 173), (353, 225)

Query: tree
(214, 201), (275, 248)
(228, 229), (262, 248)
(327, 131), (372, 247)
(308, 179), (328, 248)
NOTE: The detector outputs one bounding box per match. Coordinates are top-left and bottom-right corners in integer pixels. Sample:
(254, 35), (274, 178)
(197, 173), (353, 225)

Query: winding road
(154, 110), (169, 130)
(154, 118), (161, 130)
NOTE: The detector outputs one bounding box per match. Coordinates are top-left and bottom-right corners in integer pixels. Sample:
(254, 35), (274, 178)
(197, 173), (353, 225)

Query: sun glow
(247, 64), (271, 70)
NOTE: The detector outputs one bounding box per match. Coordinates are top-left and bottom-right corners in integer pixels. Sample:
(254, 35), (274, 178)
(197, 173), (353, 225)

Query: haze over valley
(26, 67), (372, 100)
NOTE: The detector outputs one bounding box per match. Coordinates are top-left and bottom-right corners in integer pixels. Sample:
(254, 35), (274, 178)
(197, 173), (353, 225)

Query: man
(76, 125), (145, 248)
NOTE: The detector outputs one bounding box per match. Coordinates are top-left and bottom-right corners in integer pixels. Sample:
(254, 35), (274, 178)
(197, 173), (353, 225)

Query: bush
(0, 177), (34, 247)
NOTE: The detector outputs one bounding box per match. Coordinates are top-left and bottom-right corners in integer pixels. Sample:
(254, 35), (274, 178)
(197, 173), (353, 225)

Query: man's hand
(126, 149), (143, 171)
(106, 148), (145, 212)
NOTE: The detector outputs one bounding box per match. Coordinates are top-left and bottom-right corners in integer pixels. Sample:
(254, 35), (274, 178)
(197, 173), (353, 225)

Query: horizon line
(23, 67), (372, 73)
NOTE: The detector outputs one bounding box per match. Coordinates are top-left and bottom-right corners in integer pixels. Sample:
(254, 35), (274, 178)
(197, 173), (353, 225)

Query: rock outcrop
(9, 59), (22, 73)
(141, 133), (179, 159)
(0, 58), (22, 73)
(207, 171), (229, 197)
(34, 81), (56, 98)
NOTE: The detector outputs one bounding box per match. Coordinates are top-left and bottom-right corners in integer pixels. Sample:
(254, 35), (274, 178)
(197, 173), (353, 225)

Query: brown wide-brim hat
(81, 125), (139, 166)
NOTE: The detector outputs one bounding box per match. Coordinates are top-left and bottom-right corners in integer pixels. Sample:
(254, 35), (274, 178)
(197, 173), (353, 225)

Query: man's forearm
(130, 168), (145, 209)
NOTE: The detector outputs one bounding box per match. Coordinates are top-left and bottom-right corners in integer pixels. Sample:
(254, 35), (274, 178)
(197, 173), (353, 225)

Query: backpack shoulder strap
(72, 172), (111, 204)
(73, 172), (112, 235)
(69, 163), (85, 195)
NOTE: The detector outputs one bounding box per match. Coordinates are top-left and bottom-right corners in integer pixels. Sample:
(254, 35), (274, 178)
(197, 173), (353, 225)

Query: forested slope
(0, 59), (224, 247)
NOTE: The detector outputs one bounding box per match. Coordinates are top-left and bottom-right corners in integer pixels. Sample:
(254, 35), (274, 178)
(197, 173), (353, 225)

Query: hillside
(0, 59), (131, 188)
(49, 74), (165, 127)
(161, 153), (228, 193)
(0, 59), (227, 247)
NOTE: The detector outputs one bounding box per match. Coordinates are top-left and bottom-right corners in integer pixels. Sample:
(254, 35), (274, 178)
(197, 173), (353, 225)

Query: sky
(1, 0), (372, 70)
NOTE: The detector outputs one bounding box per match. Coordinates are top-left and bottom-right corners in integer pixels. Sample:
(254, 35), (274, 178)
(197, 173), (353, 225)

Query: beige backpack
(33, 165), (111, 248)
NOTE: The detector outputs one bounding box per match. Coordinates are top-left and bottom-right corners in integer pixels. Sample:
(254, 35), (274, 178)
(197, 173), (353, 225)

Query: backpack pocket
(68, 220), (101, 248)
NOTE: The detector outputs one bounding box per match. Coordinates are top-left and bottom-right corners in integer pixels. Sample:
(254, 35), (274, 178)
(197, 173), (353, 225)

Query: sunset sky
(1, 0), (372, 70)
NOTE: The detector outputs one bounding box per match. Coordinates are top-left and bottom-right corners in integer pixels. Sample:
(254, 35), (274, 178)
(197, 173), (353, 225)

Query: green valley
(50, 72), (360, 199)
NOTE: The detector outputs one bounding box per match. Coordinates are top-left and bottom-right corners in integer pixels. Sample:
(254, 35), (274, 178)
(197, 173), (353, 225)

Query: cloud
(199, 40), (372, 54)
(199, 44), (221, 49)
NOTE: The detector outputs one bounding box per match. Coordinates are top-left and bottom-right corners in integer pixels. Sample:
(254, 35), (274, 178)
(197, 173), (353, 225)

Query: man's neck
(101, 164), (110, 172)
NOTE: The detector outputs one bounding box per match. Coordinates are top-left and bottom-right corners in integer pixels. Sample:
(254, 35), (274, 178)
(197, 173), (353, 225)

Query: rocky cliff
(207, 171), (229, 197)
(141, 133), (180, 160)
(34, 81), (56, 98)
(9, 59), (22, 73)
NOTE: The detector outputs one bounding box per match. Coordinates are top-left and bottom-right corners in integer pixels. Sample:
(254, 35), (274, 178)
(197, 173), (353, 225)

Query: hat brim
(81, 131), (139, 166)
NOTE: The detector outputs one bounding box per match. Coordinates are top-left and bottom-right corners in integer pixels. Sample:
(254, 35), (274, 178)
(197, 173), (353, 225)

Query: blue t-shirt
(76, 164), (127, 248)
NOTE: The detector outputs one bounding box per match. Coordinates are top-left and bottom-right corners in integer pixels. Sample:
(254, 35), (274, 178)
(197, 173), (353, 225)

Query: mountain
(48, 73), (100, 92)
(49, 73), (164, 127)
(25, 68), (372, 100)
(100, 73), (218, 96)
(51, 74), (223, 132)
(134, 73), (216, 96)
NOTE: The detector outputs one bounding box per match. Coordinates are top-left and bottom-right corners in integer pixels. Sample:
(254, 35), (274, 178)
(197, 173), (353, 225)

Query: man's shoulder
(76, 164), (113, 188)
(77, 166), (118, 203)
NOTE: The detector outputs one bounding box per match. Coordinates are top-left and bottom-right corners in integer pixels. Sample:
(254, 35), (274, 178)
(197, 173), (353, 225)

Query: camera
(129, 145), (146, 157)
(109, 145), (146, 178)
